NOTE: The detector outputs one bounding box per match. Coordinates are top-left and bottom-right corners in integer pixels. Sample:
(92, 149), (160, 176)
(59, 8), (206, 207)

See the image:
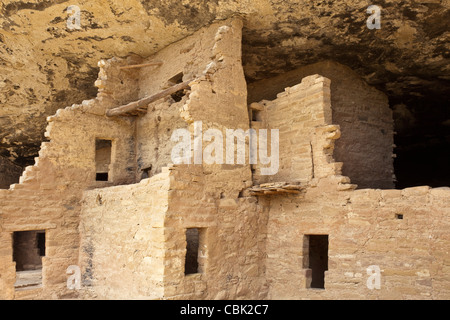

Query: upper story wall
(251, 74), (341, 186)
(99, 18), (249, 181)
(248, 61), (394, 189)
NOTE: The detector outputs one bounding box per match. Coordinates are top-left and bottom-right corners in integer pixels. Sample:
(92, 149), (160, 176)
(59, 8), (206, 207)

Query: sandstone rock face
(1, 0), (449, 170)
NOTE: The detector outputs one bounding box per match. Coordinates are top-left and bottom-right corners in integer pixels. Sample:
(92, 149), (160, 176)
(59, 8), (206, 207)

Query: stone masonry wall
(0, 92), (136, 300)
(78, 170), (170, 299)
(154, 19), (268, 299)
(135, 18), (249, 182)
(248, 61), (394, 189)
(265, 181), (450, 299)
(162, 164), (268, 300)
(251, 74), (335, 185)
(136, 99), (188, 180)
(74, 17), (263, 300)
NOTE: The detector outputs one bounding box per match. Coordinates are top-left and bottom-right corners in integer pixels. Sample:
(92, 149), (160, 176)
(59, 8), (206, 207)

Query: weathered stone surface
(0, 0), (449, 168)
(0, 14), (448, 301)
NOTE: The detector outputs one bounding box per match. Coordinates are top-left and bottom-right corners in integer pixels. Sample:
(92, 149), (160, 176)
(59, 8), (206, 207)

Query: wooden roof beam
(106, 79), (194, 117)
(119, 61), (163, 70)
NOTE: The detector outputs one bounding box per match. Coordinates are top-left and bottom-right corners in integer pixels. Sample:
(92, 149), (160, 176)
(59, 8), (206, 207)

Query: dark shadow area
(393, 97), (450, 189)
(305, 235), (328, 289)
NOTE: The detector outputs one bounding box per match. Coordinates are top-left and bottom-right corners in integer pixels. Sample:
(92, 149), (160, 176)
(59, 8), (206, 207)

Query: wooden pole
(119, 61), (163, 70)
(106, 79), (194, 117)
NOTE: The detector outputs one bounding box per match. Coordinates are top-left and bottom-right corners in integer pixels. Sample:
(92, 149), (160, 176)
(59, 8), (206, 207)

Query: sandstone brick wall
(136, 99), (188, 179)
(130, 18), (249, 182)
(79, 171), (170, 299)
(251, 74), (335, 185)
(248, 61), (394, 189)
(0, 157), (23, 189)
(145, 19), (267, 299)
(265, 181), (450, 299)
(161, 165), (268, 300)
(68, 17), (264, 300)
(0, 97), (135, 299)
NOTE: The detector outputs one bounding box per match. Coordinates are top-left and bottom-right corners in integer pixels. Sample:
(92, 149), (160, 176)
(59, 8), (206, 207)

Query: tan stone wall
(136, 99), (188, 179)
(265, 181), (450, 299)
(149, 19), (268, 299)
(0, 97), (135, 299)
(162, 165), (268, 300)
(78, 171), (170, 299)
(131, 18), (249, 181)
(251, 74), (335, 185)
(248, 61), (394, 189)
(0, 157), (23, 189)
(73, 18), (264, 300)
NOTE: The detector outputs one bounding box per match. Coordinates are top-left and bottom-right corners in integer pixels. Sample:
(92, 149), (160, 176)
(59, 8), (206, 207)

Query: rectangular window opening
(95, 139), (112, 182)
(13, 230), (45, 290)
(185, 228), (205, 275)
(304, 235), (328, 289)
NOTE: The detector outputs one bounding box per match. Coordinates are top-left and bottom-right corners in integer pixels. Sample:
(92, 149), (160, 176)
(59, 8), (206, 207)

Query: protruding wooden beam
(106, 79), (194, 117)
(119, 61), (163, 70)
(247, 182), (304, 196)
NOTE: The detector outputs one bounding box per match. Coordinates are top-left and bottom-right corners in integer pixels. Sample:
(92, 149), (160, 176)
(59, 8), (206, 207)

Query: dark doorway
(185, 228), (200, 275)
(12, 230), (45, 290)
(305, 235), (329, 289)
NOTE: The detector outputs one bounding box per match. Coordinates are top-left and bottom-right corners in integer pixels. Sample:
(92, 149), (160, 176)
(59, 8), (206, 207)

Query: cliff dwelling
(0, 1), (449, 301)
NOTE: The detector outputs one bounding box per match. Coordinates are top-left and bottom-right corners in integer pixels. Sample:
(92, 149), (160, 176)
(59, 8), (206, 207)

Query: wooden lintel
(119, 61), (163, 70)
(106, 79), (194, 117)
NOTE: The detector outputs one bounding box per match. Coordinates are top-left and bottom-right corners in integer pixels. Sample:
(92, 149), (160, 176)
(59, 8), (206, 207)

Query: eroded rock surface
(0, 0), (449, 169)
